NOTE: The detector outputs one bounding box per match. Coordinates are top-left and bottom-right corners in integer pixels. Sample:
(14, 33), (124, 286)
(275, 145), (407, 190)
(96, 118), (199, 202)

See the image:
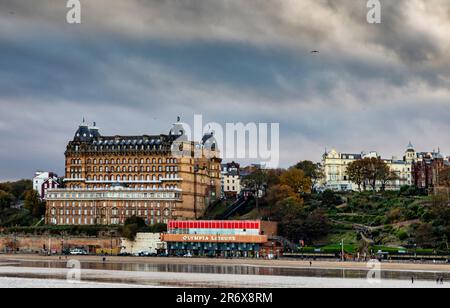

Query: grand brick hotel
(45, 119), (222, 225)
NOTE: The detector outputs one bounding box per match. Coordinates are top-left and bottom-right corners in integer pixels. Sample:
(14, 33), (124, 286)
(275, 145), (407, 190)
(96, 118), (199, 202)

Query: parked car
(118, 252), (131, 257)
(134, 251), (154, 257)
(183, 253), (193, 258)
(70, 248), (88, 255)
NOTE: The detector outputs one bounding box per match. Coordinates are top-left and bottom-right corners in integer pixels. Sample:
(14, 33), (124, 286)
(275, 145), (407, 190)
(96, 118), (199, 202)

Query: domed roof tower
(74, 118), (92, 142)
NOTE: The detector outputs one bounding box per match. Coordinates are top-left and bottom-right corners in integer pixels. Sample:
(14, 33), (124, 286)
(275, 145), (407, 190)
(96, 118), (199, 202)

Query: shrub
(397, 229), (409, 241)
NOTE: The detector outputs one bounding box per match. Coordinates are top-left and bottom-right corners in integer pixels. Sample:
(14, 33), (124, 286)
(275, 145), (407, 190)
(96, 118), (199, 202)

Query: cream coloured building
(322, 143), (417, 191)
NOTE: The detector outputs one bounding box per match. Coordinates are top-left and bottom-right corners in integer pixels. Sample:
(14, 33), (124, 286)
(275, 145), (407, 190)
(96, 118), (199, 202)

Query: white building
(33, 171), (59, 200)
(120, 233), (166, 255)
(322, 143), (416, 191)
(221, 162), (242, 199)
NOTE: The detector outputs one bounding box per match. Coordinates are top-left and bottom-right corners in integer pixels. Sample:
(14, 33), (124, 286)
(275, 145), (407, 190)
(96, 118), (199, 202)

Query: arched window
(117, 175), (121, 181)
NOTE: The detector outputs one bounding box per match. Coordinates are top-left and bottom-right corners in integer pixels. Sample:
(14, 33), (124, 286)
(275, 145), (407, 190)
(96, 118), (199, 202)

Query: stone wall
(0, 234), (120, 254)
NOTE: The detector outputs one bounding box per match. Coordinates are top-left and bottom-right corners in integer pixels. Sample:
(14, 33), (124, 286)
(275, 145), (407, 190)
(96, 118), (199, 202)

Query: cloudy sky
(0, 0), (449, 181)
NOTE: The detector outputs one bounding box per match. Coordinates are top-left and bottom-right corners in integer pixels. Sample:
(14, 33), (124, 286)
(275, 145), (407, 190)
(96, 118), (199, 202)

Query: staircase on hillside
(218, 196), (254, 220)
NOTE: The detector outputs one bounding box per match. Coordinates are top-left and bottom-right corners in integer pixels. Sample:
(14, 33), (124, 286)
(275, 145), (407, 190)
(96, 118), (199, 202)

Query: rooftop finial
(93, 121), (96, 127)
(177, 116), (181, 122)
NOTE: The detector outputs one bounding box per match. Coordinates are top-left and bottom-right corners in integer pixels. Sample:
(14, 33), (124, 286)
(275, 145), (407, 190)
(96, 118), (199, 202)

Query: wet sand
(1, 254), (450, 288)
(1, 254), (450, 273)
(0, 266), (448, 288)
(0, 276), (150, 288)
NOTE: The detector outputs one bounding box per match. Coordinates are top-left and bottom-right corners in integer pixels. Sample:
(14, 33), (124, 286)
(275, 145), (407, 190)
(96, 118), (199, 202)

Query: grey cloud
(0, 0), (450, 180)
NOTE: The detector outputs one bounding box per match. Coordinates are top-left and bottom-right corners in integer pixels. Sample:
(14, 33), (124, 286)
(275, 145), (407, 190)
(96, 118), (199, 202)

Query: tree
(438, 166), (450, 187)
(414, 223), (437, 248)
(242, 168), (269, 211)
(0, 190), (15, 211)
(346, 160), (367, 191)
(0, 180), (33, 200)
(124, 216), (147, 228)
(374, 159), (397, 191)
(294, 161), (324, 188)
(303, 209), (331, 241)
(280, 168), (312, 195)
(265, 184), (300, 219)
(277, 197), (330, 244)
(121, 216), (147, 241)
(347, 157), (393, 191)
(23, 190), (45, 218)
(320, 190), (343, 206)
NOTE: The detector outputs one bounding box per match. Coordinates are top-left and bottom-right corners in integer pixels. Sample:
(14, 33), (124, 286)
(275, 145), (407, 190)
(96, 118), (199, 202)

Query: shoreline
(0, 266), (448, 288)
(2, 254), (450, 273)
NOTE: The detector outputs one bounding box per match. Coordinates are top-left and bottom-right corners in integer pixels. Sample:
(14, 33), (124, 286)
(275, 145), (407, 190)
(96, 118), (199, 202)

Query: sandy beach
(1, 254), (450, 273)
(0, 266), (448, 288)
(1, 254), (450, 288)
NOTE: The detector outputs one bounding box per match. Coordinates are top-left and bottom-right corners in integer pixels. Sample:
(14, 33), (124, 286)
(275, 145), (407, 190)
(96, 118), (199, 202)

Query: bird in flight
(311, 50), (320, 54)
